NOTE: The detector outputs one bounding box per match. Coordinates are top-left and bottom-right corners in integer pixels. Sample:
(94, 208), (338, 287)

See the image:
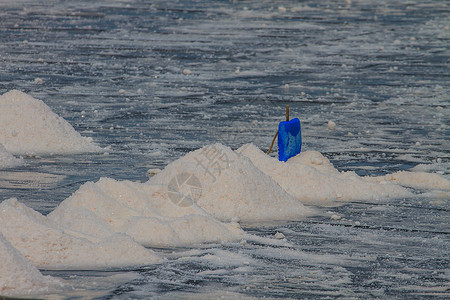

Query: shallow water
(0, 0), (449, 298)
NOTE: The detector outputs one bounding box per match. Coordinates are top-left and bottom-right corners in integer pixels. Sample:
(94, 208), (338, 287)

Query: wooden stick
(267, 105), (290, 155)
(267, 130), (278, 155)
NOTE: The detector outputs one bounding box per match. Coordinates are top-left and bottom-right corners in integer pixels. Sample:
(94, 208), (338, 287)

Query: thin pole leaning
(267, 105), (289, 155)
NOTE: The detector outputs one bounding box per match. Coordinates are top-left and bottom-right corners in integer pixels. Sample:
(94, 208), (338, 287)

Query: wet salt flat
(0, 0), (449, 298)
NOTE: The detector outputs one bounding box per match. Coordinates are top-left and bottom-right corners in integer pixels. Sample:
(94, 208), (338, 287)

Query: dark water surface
(0, 0), (449, 298)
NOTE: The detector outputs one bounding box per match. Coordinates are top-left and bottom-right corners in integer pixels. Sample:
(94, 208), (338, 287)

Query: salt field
(0, 0), (449, 298)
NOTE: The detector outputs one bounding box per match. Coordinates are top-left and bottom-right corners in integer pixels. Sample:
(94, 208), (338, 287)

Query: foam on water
(0, 90), (101, 155)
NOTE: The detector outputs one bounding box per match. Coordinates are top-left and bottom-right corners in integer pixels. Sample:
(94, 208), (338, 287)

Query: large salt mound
(0, 142), (23, 169)
(0, 90), (101, 155)
(0, 233), (62, 296)
(49, 177), (245, 247)
(0, 198), (161, 270)
(238, 144), (413, 205)
(148, 143), (311, 222)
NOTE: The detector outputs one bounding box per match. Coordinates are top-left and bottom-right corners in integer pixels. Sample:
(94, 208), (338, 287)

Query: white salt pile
(0, 233), (62, 296)
(0, 143), (23, 169)
(48, 177), (245, 247)
(0, 90), (101, 155)
(238, 144), (414, 205)
(0, 198), (161, 270)
(148, 143), (312, 222)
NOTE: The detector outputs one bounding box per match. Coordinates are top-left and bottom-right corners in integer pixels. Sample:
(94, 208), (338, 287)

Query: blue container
(278, 118), (302, 162)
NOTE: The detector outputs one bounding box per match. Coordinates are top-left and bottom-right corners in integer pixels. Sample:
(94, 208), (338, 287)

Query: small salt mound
(0, 233), (62, 296)
(0, 143), (23, 169)
(411, 162), (448, 173)
(49, 177), (245, 247)
(366, 171), (450, 191)
(0, 90), (101, 155)
(0, 198), (161, 270)
(148, 143), (311, 222)
(238, 144), (413, 205)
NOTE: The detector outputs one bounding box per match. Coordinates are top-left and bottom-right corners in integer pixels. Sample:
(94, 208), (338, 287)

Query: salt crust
(0, 233), (62, 296)
(0, 198), (162, 270)
(49, 177), (245, 247)
(238, 144), (450, 203)
(238, 144), (415, 205)
(0, 90), (101, 155)
(367, 171), (450, 190)
(0, 142), (23, 169)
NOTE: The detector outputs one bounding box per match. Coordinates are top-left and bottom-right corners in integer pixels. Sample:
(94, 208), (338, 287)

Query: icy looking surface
(0, 90), (100, 155)
(0, 0), (449, 298)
